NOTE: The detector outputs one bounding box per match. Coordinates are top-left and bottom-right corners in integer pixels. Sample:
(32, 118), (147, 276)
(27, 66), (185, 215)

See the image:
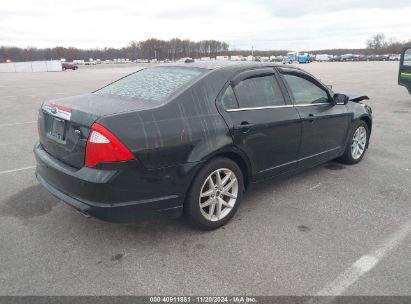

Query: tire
(338, 121), (369, 165)
(185, 157), (244, 230)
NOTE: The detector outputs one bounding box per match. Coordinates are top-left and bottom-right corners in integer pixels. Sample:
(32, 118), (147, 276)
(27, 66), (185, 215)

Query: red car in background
(62, 62), (78, 70)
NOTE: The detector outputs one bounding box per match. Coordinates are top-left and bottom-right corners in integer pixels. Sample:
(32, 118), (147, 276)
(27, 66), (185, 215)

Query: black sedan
(34, 62), (372, 229)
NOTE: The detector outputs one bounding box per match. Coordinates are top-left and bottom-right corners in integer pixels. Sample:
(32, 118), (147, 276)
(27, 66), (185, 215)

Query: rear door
(217, 68), (302, 178)
(399, 47), (411, 94)
(279, 68), (351, 168)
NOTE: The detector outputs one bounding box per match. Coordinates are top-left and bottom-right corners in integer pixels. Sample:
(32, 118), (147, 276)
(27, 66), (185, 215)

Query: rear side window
(283, 74), (329, 104)
(220, 86), (238, 109)
(234, 75), (285, 108)
(96, 67), (204, 102)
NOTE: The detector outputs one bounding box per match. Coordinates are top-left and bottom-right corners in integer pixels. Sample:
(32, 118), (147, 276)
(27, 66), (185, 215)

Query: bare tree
(366, 33), (388, 51)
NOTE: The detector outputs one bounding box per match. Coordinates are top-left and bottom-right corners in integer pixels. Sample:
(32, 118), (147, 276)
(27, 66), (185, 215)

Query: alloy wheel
(199, 168), (238, 222)
(351, 126), (367, 160)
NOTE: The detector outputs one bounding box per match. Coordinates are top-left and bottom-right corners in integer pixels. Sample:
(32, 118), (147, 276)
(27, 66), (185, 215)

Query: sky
(1, 0), (411, 51)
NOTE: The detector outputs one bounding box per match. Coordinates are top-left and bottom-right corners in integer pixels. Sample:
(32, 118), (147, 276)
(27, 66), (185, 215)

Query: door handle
(235, 121), (254, 133)
(307, 114), (315, 122)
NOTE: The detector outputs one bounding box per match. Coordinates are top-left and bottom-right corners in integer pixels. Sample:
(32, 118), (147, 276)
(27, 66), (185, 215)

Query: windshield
(95, 67), (205, 102)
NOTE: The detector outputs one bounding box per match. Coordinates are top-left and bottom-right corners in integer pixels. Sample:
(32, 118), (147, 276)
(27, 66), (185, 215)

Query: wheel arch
(214, 151), (251, 190)
(359, 115), (372, 133)
(181, 148), (252, 216)
(184, 147), (252, 199)
(359, 115), (372, 148)
(342, 114), (372, 152)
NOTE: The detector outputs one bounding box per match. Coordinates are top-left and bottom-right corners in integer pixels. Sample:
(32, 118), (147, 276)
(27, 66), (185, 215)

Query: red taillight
(47, 102), (72, 113)
(85, 123), (136, 167)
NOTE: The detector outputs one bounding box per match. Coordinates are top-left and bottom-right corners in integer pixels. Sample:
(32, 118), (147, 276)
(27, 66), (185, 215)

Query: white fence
(0, 60), (62, 72)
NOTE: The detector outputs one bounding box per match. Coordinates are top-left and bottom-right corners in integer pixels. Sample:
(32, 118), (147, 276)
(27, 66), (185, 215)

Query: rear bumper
(34, 142), (184, 222)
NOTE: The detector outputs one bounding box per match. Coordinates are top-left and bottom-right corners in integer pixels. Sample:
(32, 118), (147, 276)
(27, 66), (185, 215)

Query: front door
(399, 47), (411, 94)
(218, 68), (302, 178)
(279, 69), (351, 168)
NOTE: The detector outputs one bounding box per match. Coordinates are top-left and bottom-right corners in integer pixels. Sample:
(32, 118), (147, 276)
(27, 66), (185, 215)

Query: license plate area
(46, 115), (67, 141)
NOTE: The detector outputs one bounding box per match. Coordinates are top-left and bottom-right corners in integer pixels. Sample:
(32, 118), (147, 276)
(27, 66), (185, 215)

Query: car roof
(159, 60), (301, 72)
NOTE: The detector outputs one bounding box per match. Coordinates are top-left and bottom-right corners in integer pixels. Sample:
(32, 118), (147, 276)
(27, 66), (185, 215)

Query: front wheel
(185, 158), (244, 230)
(339, 121), (369, 164)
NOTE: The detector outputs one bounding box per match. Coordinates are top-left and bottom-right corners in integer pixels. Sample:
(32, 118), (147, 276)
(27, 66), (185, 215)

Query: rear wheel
(185, 158), (244, 230)
(339, 121), (369, 164)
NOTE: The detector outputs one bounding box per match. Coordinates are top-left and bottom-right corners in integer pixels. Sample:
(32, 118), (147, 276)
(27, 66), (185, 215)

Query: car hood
(345, 93), (370, 103)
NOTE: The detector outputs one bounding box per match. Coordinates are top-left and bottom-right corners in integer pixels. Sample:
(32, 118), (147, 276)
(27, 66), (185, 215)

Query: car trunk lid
(38, 93), (160, 168)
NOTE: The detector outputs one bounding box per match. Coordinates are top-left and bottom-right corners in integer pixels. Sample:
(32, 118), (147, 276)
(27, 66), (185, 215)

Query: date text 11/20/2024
(149, 296), (257, 303)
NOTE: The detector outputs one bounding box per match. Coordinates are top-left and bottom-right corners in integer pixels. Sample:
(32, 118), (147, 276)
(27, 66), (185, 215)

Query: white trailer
(230, 55), (243, 61)
(315, 54), (330, 62)
(0, 60), (62, 73)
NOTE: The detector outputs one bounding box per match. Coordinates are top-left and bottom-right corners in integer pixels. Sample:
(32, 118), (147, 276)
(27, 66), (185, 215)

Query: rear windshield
(95, 67), (205, 102)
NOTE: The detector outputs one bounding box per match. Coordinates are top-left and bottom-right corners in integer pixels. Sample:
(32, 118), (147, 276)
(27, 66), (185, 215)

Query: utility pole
(251, 45), (254, 61)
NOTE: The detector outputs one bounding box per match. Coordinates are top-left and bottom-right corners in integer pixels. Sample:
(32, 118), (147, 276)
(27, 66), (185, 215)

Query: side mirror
(333, 93), (349, 105)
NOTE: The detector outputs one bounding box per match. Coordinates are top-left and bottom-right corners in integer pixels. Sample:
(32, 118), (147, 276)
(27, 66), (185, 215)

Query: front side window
(404, 48), (411, 67)
(96, 67), (205, 102)
(233, 75), (285, 108)
(283, 74), (329, 105)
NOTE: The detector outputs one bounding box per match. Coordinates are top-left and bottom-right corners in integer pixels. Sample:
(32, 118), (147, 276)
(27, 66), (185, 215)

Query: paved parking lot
(0, 62), (410, 296)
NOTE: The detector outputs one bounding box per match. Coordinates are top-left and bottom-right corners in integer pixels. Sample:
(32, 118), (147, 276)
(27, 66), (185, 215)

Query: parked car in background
(329, 55), (342, 62)
(368, 55), (389, 61)
(389, 54), (400, 61)
(178, 57), (194, 63)
(341, 54), (354, 61)
(270, 55), (283, 62)
(354, 55), (367, 61)
(34, 62), (373, 229)
(62, 62), (78, 70)
(85, 60), (96, 65)
(216, 55), (229, 61)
